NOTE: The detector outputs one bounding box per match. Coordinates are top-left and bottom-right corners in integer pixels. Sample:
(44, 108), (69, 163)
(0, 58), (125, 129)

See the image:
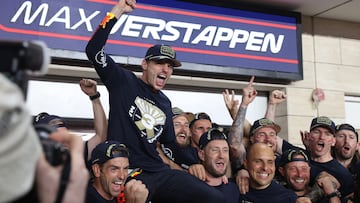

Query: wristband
(89, 92), (100, 100)
(326, 189), (341, 199)
(100, 12), (115, 29)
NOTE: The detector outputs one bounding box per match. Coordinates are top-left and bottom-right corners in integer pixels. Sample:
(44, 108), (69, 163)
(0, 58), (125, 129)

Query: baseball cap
(280, 149), (310, 167)
(250, 118), (281, 136)
(335, 123), (358, 140)
(145, 44), (181, 67)
(90, 141), (129, 165)
(33, 112), (67, 129)
(172, 107), (194, 122)
(310, 116), (335, 134)
(172, 107), (184, 117)
(199, 128), (228, 149)
(0, 74), (42, 202)
(189, 112), (212, 128)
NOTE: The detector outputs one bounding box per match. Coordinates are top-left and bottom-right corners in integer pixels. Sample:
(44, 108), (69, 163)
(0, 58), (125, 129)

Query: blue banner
(0, 0), (302, 80)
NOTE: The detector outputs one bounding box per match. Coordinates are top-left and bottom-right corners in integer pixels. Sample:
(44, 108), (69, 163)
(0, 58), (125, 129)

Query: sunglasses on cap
(199, 128), (227, 149)
(108, 143), (130, 158)
(281, 149), (309, 166)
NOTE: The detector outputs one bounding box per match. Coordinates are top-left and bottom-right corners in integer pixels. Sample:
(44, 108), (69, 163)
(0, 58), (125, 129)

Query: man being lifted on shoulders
(86, 0), (225, 202)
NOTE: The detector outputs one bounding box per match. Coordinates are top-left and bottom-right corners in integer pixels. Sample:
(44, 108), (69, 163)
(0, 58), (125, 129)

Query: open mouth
(258, 172), (269, 178)
(294, 179), (305, 183)
(317, 141), (325, 148)
(155, 74), (167, 87)
(176, 133), (186, 139)
(342, 145), (351, 153)
(215, 161), (225, 169)
(114, 180), (123, 185)
(158, 74), (166, 80)
(111, 180), (123, 193)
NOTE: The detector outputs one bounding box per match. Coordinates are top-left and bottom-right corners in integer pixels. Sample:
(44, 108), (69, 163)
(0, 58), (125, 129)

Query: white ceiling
(239, 0), (360, 23)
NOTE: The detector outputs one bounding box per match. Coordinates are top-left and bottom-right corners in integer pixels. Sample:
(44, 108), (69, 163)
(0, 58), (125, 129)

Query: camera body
(34, 124), (69, 166)
(0, 40), (65, 166)
(0, 40), (49, 97)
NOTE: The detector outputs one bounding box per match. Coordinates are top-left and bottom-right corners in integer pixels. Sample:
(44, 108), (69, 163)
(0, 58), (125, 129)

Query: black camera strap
(54, 151), (71, 203)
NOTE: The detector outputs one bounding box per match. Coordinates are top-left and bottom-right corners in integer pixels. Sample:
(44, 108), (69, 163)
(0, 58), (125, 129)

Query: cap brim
(148, 56), (182, 67)
(251, 124), (281, 135)
(310, 124), (335, 134)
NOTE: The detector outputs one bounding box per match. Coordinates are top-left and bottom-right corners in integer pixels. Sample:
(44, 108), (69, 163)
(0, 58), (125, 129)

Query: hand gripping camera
(1, 40), (70, 203)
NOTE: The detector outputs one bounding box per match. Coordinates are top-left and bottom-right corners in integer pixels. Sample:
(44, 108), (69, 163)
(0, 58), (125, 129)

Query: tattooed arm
(228, 76), (257, 168)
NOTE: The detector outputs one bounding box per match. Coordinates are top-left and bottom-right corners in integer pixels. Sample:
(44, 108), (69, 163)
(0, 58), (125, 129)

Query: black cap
(33, 112), (67, 129)
(336, 123), (358, 140)
(310, 116), (335, 134)
(199, 128), (227, 149)
(145, 44), (181, 67)
(250, 118), (281, 136)
(90, 141), (129, 165)
(280, 149), (310, 167)
(189, 112), (212, 128)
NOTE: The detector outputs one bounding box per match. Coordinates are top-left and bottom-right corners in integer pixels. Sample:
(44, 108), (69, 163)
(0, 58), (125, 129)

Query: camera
(34, 124), (69, 166)
(0, 40), (67, 166)
(1, 40), (70, 203)
(0, 40), (50, 97)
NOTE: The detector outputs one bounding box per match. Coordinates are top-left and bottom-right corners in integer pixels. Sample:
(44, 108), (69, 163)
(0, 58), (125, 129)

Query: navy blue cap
(145, 44), (181, 67)
(199, 128), (227, 149)
(250, 118), (281, 136)
(280, 149), (309, 167)
(189, 112), (212, 128)
(33, 112), (67, 129)
(90, 141), (129, 165)
(336, 123), (358, 140)
(310, 116), (335, 134)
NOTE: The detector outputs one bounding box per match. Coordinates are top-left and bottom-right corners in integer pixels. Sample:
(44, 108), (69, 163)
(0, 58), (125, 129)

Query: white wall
(26, 80), (267, 126)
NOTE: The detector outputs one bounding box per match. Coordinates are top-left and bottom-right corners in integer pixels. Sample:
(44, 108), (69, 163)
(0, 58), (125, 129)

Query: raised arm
(265, 90), (286, 154)
(85, 0), (136, 81)
(110, 0), (136, 18)
(265, 90), (286, 121)
(223, 89), (239, 120)
(80, 78), (108, 160)
(228, 76), (257, 167)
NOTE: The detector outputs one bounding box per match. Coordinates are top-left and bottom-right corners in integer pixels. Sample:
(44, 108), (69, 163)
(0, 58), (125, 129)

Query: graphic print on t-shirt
(129, 96), (166, 143)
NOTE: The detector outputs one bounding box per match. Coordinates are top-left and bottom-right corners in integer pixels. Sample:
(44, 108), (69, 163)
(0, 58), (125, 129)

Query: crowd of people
(1, 0), (359, 202)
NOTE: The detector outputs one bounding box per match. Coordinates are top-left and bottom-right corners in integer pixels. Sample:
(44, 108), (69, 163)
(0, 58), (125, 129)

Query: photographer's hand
(35, 131), (89, 203)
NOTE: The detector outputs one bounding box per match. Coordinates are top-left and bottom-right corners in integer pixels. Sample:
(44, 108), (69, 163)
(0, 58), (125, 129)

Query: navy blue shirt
(86, 183), (116, 203)
(239, 181), (297, 203)
(86, 18), (175, 172)
(214, 180), (241, 203)
(310, 159), (354, 203)
(161, 142), (199, 169)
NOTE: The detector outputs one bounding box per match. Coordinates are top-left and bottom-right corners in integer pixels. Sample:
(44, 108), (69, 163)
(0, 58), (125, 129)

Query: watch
(89, 91), (100, 100)
(326, 189), (341, 199)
